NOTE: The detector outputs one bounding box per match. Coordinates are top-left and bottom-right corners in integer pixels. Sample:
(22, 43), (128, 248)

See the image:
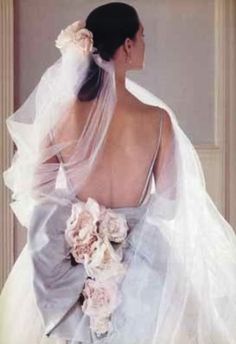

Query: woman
(1, 2), (236, 344)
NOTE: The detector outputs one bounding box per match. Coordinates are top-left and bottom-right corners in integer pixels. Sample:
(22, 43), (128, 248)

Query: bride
(1, 2), (236, 344)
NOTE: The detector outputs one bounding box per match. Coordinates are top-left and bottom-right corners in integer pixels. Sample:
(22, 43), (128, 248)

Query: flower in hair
(55, 20), (95, 55)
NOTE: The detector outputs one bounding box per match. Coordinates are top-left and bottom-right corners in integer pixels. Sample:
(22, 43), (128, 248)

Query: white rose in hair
(55, 20), (94, 55)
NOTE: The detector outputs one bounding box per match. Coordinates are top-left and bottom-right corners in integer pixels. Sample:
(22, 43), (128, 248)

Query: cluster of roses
(64, 197), (130, 337)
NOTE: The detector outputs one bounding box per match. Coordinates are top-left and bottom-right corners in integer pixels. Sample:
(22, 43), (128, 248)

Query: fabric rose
(65, 197), (129, 266)
(55, 20), (95, 55)
(90, 316), (111, 337)
(85, 235), (128, 281)
(64, 196), (130, 337)
(99, 208), (129, 243)
(81, 278), (122, 335)
(65, 198), (101, 263)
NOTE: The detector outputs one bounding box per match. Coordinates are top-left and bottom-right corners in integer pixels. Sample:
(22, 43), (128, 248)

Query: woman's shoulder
(128, 91), (171, 125)
(128, 94), (173, 145)
(127, 90), (166, 112)
(139, 100), (172, 132)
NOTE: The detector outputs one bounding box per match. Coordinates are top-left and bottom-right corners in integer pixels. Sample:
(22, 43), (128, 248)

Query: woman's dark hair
(78, 2), (140, 101)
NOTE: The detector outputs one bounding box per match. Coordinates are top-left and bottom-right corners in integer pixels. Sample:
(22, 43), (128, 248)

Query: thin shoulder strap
(48, 129), (64, 163)
(138, 112), (164, 205)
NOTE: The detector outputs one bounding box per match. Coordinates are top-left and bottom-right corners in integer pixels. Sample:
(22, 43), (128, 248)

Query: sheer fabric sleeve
(143, 104), (236, 343)
(152, 108), (177, 220)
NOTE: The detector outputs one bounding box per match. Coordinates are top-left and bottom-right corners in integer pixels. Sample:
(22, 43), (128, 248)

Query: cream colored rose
(99, 209), (129, 243)
(65, 197), (129, 336)
(90, 316), (111, 336)
(81, 278), (121, 334)
(55, 20), (94, 55)
(85, 236), (127, 281)
(70, 233), (99, 264)
(65, 198), (101, 263)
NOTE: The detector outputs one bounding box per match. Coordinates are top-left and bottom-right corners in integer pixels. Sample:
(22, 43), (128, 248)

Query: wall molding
(213, 0), (236, 226)
(0, 0), (14, 290)
(196, 145), (224, 214)
(193, 0), (236, 227)
(194, 0), (235, 222)
(195, 0), (236, 220)
(226, 0), (236, 229)
(209, 0), (227, 216)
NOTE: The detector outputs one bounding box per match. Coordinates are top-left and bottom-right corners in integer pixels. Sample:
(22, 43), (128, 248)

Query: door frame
(0, 0), (14, 289)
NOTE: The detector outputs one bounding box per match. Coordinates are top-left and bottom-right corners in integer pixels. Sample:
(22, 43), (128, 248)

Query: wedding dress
(1, 27), (236, 343)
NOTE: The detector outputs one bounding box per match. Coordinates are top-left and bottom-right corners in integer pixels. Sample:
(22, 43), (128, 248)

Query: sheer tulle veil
(1, 18), (236, 344)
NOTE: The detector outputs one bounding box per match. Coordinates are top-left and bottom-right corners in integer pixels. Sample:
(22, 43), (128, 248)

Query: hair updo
(77, 2), (140, 101)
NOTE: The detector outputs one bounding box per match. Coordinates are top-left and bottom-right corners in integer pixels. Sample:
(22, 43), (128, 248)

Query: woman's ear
(123, 37), (133, 61)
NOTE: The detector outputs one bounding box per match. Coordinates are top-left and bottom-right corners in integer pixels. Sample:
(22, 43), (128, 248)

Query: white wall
(15, 0), (215, 144)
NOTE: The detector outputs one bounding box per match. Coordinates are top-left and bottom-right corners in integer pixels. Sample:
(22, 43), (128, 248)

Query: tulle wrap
(1, 39), (236, 344)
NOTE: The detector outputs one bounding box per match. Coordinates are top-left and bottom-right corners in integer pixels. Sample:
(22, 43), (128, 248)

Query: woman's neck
(115, 72), (129, 102)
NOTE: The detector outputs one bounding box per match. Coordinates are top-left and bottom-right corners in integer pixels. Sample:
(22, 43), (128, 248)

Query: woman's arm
(153, 109), (174, 184)
(28, 130), (90, 339)
(27, 196), (88, 339)
(32, 132), (61, 196)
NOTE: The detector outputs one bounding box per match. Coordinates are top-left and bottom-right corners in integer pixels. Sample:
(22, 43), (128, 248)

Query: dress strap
(48, 129), (64, 163)
(138, 112), (164, 205)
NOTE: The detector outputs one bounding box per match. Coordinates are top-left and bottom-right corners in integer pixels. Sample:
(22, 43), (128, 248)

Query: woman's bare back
(73, 92), (164, 208)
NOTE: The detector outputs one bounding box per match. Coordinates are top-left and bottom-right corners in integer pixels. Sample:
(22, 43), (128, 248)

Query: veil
(2, 20), (236, 344)
(3, 36), (117, 229)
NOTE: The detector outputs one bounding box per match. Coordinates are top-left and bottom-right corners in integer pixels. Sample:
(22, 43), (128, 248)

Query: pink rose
(64, 197), (130, 336)
(90, 316), (111, 336)
(70, 233), (99, 264)
(81, 278), (121, 334)
(85, 236), (127, 281)
(65, 198), (101, 263)
(99, 209), (129, 243)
